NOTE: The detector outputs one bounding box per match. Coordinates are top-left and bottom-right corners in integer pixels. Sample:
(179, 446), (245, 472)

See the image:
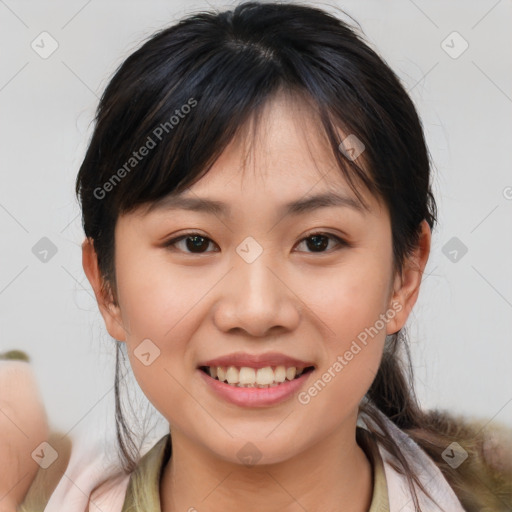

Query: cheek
(295, 250), (393, 345)
(114, 246), (217, 417)
(292, 247), (391, 406)
(114, 244), (198, 342)
(126, 355), (194, 429)
(295, 257), (389, 427)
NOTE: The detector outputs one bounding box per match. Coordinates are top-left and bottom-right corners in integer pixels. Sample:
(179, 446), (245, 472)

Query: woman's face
(85, 93), (426, 465)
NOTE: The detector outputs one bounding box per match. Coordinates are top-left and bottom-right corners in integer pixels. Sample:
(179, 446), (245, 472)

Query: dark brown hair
(75, 2), (488, 510)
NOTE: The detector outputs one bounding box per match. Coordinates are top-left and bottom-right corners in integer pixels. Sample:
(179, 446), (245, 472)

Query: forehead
(144, 92), (383, 219)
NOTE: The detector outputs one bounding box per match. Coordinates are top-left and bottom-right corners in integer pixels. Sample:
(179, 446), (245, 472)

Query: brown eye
(164, 233), (217, 254)
(295, 232), (347, 253)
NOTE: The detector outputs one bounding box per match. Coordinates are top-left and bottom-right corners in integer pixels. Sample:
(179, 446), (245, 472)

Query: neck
(160, 417), (373, 512)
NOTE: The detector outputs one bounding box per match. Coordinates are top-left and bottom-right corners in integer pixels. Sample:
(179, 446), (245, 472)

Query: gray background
(1, 0), (511, 447)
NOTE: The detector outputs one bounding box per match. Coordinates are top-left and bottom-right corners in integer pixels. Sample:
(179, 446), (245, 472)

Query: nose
(212, 249), (300, 338)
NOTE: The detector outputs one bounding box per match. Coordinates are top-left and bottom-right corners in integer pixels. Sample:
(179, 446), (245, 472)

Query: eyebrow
(147, 191), (367, 218)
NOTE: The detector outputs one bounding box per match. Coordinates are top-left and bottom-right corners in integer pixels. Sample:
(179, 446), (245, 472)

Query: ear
(386, 220), (431, 335)
(81, 238), (127, 342)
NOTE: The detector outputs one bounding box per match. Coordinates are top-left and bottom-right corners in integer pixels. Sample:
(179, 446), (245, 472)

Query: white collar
(358, 406), (466, 512)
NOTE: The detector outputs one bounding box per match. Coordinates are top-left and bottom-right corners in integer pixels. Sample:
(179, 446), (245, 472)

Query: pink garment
(43, 434), (130, 512)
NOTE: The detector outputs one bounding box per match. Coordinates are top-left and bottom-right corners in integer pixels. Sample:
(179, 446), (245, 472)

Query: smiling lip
(198, 367), (314, 407)
(197, 351), (315, 370)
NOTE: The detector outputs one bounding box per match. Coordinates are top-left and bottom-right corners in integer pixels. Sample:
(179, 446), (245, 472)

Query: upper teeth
(208, 366), (304, 387)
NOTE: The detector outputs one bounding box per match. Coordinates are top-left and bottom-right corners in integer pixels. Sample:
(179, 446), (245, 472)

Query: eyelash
(162, 231), (349, 255)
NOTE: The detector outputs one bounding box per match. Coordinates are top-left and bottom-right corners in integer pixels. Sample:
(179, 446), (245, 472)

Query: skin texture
(83, 92), (431, 512)
(0, 361), (49, 512)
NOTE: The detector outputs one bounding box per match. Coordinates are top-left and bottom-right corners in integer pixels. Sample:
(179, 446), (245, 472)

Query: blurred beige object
(0, 356), (49, 511)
